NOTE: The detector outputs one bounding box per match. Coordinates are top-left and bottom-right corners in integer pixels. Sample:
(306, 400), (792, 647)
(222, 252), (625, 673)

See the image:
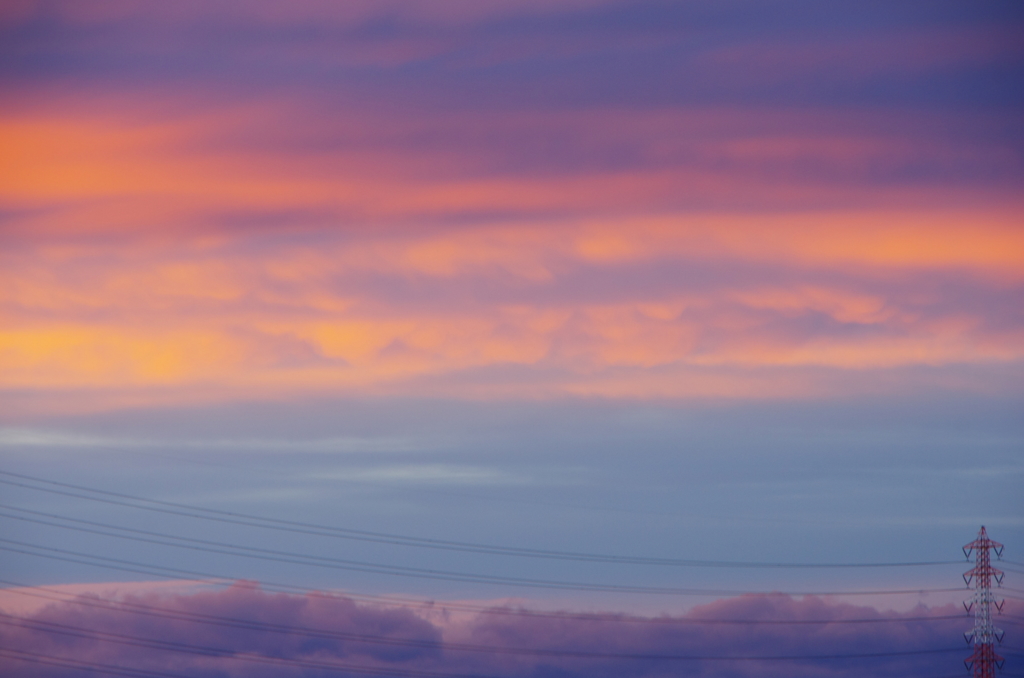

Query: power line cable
(1, 613), (965, 666)
(0, 648), (183, 678)
(2, 540), (989, 659)
(0, 470), (963, 569)
(0, 647), (990, 678)
(0, 617), (499, 678)
(0, 645), (493, 678)
(0, 536), (972, 598)
(1, 472), (1013, 656)
(0, 578), (982, 656)
(0, 478), (1013, 670)
(6, 505), (983, 599)
(7, 646), (988, 678)
(0, 620), (971, 664)
(0, 521), (863, 596)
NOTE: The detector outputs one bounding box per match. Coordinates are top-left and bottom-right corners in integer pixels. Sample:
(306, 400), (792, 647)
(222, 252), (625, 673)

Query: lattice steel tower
(963, 526), (1005, 678)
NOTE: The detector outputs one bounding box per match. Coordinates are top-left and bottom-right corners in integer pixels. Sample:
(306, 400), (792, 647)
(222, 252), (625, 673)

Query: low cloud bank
(1, 582), (1019, 677)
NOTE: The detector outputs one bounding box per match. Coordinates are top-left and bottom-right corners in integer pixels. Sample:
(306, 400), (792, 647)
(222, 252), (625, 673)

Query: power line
(0, 524), (841, 596)
(1, 581), (1014, 672)
(0, 473), (1014, 670)
(0, 648), (992, 678)
(0, 470), (963, 569)
(6, 540), (999, 667)
(0, 618), (972, 664)
(0, 645), (491, 678)
(0, 536), (971, 598)
(0, 578), (984, 651)
(6, 505), (981, 601)
(0, 618), (499, 678)
(0, 478), (1014, 674)
(0, 648), (183, 678)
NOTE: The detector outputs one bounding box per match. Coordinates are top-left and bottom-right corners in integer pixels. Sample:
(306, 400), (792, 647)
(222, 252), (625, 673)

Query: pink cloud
(1, 582), (1019, 677)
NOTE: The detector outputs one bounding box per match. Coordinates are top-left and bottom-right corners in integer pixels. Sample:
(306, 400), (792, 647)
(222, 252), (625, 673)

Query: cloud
(4, 1), (1020, 102)
(3, 208), (1022, 409)
(1, 104), (1017, 239)
(1, 1), (1021, 413)
(2, 582), (1017, 677)
(311, 464), (525, 486)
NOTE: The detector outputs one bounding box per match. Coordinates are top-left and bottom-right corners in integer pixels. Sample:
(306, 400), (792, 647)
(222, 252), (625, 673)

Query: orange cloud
(3, 205), (1022, 414)
(2, 102), (1015, 242)
(573, 211), (1024, 277)
(2, 94), (1022, 414)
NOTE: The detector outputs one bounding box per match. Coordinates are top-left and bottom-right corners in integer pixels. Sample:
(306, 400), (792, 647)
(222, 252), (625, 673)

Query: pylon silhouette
(963, 526), (1004, 678)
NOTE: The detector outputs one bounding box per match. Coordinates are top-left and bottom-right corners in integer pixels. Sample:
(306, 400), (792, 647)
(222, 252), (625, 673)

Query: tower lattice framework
(963, 526), (1005, 678)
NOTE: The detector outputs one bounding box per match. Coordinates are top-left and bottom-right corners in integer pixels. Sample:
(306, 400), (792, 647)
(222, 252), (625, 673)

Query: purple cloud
(3, 582), (1019, 677)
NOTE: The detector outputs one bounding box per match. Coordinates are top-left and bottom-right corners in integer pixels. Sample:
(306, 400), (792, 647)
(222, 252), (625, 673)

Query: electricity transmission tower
(963, 526), (1005, 678)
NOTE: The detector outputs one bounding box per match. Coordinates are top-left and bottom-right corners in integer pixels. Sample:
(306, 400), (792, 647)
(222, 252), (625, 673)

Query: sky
(1, 1), (1023, 676)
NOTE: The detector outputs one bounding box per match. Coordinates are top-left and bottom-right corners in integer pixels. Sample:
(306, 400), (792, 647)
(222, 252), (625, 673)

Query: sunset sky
(1, 1), (1022, 676)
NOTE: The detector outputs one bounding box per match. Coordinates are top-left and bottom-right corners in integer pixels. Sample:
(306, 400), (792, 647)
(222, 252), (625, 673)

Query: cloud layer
(1, 0), (1022, 412)
(4, 582), (1018, 677)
